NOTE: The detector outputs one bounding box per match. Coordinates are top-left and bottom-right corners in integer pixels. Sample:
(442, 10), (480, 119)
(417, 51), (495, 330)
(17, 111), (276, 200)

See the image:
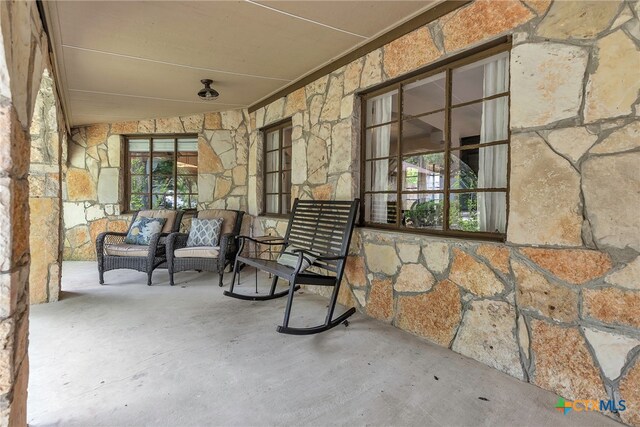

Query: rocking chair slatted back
(284, 199), (358, 273)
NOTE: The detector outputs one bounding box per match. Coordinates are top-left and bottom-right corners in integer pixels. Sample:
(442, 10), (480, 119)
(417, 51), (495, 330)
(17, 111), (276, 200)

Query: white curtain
(369, 94), (393, 223)
(478, 55), (508, 233)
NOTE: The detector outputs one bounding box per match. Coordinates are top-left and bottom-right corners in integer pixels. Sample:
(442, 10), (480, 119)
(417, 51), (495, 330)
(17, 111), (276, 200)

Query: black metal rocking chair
(223, 198), (359, 335)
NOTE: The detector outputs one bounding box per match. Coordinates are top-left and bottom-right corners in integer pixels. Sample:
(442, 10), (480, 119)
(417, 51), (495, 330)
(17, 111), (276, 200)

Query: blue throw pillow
(124, 217), (167, 245)
(187, 218), (223, 247)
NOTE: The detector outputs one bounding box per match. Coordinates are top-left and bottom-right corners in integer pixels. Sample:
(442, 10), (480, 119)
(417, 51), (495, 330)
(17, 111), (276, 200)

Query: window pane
(177, 175), (197, 194)
(177, 154), (197, 175)
(402, 153), (445, 191)
(364, 193), (397, 224)
(450, 145), (507, 190)
(283, 127), (293, 147)
(281, 171), (291, 195)
(177, 138), (197, 152)
(176, 194), (196, 210)
(152, 194), (174, 209)
(366, 90), (398, 126)
(265, 151), (279, 173)
(130, 195), (147, 211)
(129, 139), (150, 152)
(282, 194), (291, 214)
(153, 138), (174, 152)
(452, 51), (509, 105)
(266, 131), (279, 151)
(152, 175), (173, 194)
(265, 172), (278, 193)
(451, 97), (508, 149)
(152, 156), (174, 175)
(401, 112), (445, 154)
(402, 193), (444, 230)
(130, 156), (150, 174)
(130, 175), (148, 194)
(266, 195), (279, 214)
(365, 123), (398, 159)
(365, 158), (397, 192)
(449, 192), (506, 233)
(403, 72), (445, 117)
(282, 145), (292, 170)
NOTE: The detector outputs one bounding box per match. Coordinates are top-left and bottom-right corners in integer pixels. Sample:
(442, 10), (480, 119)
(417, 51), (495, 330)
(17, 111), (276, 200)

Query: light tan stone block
(585, 30), (640, 122)
(422, 242), (449, 274)
(452, 300), (523, 379)
(605, 256), (640, 290)
(583, 327), (640, 380)
(394, 264), (435, 293)
(536, 0), (621, 39)
(155, 117), (184, 133)
(511, 43), (588, 128)
(363, 243), (400, 276)
(546, 127), (597, 163)
(513, 260), (578, 322)
(508, 133), (582, 246)
(590, 121), (640, 154)
(582, 152), (640, 251)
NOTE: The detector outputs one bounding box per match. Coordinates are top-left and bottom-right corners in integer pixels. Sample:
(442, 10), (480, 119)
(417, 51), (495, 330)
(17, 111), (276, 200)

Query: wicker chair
(166, 209), (244, 287)
(96, 210), (185, 286)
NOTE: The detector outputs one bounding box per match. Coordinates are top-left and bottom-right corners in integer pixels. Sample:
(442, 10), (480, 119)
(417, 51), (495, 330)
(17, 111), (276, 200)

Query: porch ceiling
(43, 0), (437, 127)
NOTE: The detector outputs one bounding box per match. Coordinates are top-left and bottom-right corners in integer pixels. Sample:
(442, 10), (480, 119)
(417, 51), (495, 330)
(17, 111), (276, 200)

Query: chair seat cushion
(105, 243), (149, 257)
(174, 246), (220, 258)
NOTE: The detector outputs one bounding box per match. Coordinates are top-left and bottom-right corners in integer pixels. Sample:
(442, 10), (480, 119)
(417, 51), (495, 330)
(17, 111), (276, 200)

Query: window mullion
(443, 68), (452, 232)
(148, 138), (153, 210)
(396, 84), (403, 228)
(173, 137), (178, 210)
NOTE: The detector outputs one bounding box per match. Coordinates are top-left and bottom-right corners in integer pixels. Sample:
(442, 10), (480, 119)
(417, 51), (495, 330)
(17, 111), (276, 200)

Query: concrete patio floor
(28, 262), (620, 427)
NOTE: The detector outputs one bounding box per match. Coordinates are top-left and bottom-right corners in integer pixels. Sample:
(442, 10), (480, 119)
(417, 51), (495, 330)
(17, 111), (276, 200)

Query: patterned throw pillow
(124, 217), (167, 245)
(187, 218), (223, 247)
(277, 246), (317, 272)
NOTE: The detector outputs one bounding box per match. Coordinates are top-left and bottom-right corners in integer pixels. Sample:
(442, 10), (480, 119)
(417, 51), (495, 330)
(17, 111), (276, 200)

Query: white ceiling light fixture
(198, 79), (219, 100)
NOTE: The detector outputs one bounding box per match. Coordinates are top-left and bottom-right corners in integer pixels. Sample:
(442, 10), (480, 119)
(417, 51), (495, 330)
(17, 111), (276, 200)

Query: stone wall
(63, 111), (249, 260)
(28, 70), (66, 304)
(247, 1), (640, 425)
(0, 0), (67, 423)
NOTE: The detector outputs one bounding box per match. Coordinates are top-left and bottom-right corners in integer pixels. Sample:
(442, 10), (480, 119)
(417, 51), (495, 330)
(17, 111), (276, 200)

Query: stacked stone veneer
(61, 0), (640, 425)
(29, 70), (66, 304)
(0, 0), (69, 422)
(63, 111), (249, 260)
(246, 1), (640, 426)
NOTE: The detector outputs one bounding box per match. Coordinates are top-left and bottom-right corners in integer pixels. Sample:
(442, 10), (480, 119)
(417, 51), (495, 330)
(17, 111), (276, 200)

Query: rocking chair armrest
(237, 235), (286, 246)
(290, 248), (345, 261)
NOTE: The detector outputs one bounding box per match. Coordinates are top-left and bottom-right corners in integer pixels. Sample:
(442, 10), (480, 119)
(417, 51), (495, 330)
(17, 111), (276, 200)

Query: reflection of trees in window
(126, 136), (198, 211)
